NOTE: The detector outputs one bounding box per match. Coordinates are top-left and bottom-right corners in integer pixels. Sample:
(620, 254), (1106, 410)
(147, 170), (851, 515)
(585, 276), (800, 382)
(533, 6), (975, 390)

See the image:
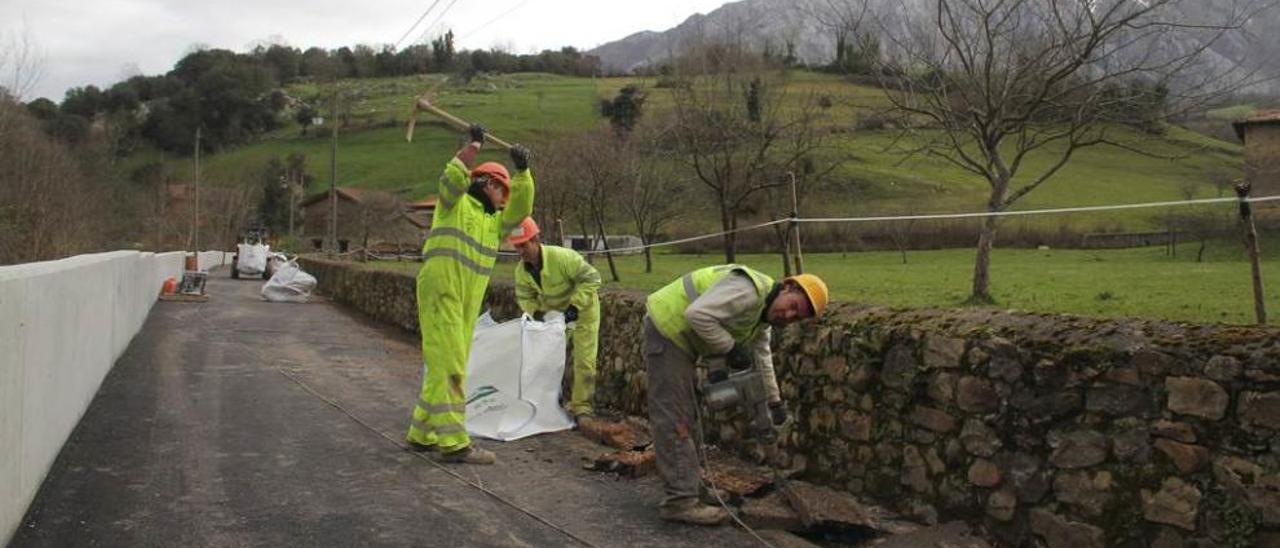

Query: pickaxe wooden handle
(406, 94), (514, 151)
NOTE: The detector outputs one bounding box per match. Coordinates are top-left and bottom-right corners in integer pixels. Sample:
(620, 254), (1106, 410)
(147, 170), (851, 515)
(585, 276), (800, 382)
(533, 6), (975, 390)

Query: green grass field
(147, 70), (1244, 233)
(363, 242), (1278, 326)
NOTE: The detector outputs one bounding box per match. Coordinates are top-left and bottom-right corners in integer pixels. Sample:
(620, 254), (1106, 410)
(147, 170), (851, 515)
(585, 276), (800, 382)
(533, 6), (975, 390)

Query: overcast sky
(3, 0), (731, 101)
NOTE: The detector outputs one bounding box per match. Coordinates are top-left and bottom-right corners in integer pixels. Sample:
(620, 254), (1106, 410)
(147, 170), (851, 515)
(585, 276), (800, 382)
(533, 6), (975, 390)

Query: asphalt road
(12, 270), (756, 547)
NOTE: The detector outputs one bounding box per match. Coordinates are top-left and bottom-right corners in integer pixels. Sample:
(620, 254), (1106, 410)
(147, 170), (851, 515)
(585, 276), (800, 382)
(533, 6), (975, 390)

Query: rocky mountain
(588, 0), (1280, 93)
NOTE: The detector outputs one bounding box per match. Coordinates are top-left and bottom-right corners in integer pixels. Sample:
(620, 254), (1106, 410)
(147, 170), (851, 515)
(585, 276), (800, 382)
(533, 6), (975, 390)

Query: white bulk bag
(260, 259), (317, 303)
(239, 243), (269, 274)
(465, 312), (575, 441)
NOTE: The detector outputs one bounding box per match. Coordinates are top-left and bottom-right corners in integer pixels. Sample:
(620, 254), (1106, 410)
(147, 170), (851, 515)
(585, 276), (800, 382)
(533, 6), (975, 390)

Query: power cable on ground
(275, 367), (600, 548)
(693, 402), (777, 548)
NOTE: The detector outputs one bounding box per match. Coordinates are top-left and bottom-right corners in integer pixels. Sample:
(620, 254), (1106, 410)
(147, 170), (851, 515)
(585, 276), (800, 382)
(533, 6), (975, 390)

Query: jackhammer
(701, 358), (780, 444)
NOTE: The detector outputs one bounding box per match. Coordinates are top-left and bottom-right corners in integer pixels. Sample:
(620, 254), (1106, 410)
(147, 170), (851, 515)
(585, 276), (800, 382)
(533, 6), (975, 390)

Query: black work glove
(768, 401), (789, 426)
(510, 144), (530, 171)
(726, 343), (752, 371)
(564, 305), (579, 323)
(707, 369), (728, 384)
(468, 123), (486, 145)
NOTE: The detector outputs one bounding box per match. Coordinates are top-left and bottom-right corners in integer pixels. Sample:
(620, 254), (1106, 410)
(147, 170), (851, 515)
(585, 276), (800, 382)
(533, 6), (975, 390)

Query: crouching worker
(406, 124), (534, 465)
(644, 265), (828, 525)
(509, 217), (603, 418)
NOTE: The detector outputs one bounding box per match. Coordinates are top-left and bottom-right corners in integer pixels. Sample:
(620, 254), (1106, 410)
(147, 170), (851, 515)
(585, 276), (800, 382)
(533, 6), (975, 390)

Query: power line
(416, 0), (464, 45)
(460, 0), (534, 41)
(394, 0), (446, 50)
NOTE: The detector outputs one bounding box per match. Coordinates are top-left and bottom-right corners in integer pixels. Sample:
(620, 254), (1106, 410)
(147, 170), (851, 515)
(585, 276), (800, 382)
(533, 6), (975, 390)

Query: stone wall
(300, 257), (1280, 547)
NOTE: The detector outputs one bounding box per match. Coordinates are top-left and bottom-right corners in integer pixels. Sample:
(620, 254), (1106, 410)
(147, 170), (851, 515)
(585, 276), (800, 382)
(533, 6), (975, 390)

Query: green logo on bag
(467, 385), (499, 404)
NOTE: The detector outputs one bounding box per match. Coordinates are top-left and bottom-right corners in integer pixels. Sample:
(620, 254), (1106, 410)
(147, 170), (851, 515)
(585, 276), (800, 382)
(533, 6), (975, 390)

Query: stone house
(1234, 111), (1280, 198)
(301, 188), (430, 252)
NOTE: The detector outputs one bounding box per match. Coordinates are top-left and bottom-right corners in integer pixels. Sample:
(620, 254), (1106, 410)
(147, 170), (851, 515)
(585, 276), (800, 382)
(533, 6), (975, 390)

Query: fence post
(1235, 181), (1267, 325)
(789, 172), (805, 275)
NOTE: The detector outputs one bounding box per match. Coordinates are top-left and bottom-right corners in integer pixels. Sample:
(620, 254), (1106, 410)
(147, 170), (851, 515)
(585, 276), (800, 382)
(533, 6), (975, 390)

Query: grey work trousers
(643, 315), (702, 506)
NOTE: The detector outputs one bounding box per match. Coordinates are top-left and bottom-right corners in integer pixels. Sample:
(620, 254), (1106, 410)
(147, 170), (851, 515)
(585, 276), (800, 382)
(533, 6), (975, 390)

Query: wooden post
(287, 170), (296, 240)
(788, 172), (805, 275)
(329, 90), (339, 256)
(556, 218), (566, 248)
(1235, 181), (1267, 325)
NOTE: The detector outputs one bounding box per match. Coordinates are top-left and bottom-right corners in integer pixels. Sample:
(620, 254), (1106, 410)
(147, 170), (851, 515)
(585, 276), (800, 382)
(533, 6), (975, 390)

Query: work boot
(659, 498), (730, 526)
(439, 445), (497, 465)
(405, 440), (437, 453)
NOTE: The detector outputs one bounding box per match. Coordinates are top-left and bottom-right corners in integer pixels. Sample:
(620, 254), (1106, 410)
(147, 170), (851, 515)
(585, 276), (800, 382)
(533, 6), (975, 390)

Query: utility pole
(329, 90), (339, 253)
(193, 127), (201, 252)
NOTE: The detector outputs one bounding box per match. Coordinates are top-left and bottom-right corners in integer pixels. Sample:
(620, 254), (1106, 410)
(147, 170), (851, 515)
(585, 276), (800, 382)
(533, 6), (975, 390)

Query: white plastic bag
(260, 259), (317, 303)
(464, 312), (575, 441)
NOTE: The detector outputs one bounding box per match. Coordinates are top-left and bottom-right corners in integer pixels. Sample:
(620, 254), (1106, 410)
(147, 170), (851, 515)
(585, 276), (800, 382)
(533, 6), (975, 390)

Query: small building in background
(300, 188), (428, 253)
(1234, 111), (1280, 198)
(561, 234), (644, 255)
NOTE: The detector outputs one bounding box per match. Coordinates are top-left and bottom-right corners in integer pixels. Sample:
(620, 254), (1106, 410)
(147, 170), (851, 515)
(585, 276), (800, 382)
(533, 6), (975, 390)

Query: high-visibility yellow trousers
(567, 304), (600, 416)
(406, 267), (482, 452)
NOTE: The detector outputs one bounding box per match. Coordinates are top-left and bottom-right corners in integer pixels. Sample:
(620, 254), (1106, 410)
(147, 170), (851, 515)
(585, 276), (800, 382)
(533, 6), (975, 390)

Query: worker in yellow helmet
(405, 124), (534, 465)
(643, 265), (828, 525)
(508, 217), (602, 418)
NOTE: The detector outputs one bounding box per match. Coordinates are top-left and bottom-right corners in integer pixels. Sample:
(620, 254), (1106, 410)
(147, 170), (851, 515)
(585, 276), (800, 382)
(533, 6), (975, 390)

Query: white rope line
(362, 195), (1279, 262)
(570, 219), (791, 256)
(795, 195), (1280, 224)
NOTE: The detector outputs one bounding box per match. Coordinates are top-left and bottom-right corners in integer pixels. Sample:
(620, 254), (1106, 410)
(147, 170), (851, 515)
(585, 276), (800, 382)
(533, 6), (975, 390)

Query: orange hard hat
(508, 217), (540, 245)
(471, 162), (511, 195)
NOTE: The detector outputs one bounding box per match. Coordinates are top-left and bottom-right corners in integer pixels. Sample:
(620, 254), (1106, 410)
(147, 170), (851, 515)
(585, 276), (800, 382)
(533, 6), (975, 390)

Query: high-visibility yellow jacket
(514, 245), (601, 317)
(645, 264), (774, 357)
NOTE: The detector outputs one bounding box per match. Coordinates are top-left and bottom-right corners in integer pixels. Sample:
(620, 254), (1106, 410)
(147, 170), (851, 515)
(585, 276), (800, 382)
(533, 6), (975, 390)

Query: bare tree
(357, 192), (408, 257)
(0, 100), (108, 263)
(622, 122), (688, 273)
(887, 207), (920, 265)
(528, 139), (581, 247)
(670, 42), (829, 262)
(874, 0), (1261, 303)
(573, 131), (624, 282)
(0, 23), (45, 102)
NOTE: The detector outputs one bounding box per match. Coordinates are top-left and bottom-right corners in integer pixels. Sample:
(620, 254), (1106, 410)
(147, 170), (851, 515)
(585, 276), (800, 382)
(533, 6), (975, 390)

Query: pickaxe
(405, 90), (513, 150)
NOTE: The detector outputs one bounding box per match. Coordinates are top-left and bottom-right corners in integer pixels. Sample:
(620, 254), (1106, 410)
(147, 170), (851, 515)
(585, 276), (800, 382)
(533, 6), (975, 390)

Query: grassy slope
(157, 71), (1244, 229)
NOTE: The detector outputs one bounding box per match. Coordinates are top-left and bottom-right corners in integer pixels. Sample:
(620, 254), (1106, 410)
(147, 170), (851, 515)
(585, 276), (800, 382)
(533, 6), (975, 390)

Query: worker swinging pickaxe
(405, 86), (514, 150)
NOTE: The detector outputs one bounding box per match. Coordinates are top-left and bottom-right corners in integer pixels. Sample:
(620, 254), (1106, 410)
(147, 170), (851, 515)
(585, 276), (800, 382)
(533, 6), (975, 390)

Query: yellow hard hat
(785, 273), (829, 316)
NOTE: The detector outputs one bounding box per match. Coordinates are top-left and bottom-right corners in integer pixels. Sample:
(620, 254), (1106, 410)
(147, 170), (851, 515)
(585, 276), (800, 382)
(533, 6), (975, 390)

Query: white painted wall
(0, 250), (184, 545)
(196, 250), (233, 271)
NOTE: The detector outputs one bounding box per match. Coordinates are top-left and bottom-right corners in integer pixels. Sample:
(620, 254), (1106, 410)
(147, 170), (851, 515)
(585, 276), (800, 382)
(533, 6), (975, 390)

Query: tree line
(21, 34), (604, 156)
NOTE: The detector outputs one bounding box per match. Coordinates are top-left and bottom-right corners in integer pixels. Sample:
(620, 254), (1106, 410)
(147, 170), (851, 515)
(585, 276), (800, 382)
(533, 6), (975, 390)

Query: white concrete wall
(0, 250), (184, 545)
(196, 250), (233, 271)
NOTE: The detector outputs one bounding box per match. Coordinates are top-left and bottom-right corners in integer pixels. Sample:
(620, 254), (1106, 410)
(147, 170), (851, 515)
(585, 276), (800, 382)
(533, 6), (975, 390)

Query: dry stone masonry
(301, 258), (1280, 547)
